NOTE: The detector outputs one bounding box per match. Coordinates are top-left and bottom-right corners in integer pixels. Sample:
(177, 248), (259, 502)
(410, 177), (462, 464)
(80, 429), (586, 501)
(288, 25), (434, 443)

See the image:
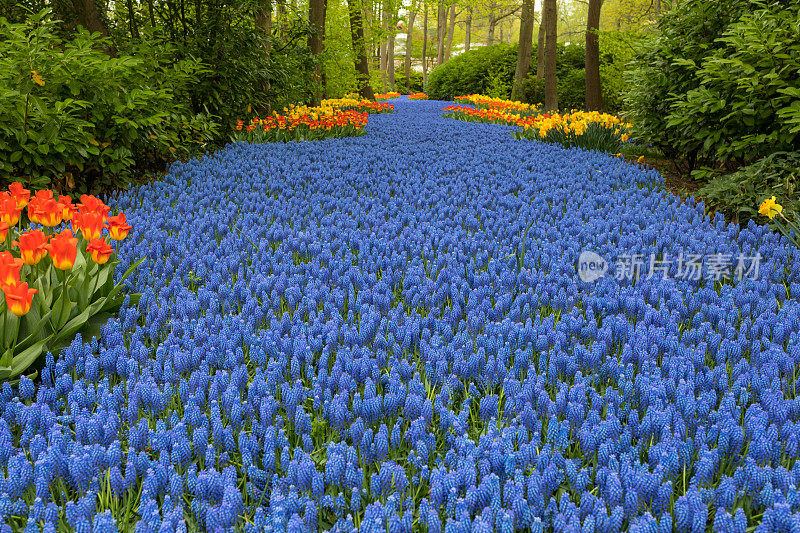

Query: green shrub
(427, 43), (518, 100)
(696, 151), (800, 225)
(394, 70), (424, 94)
(669, 2), (800, 167)
(0, 11), (219, 193)
(624, 0), (752, 168)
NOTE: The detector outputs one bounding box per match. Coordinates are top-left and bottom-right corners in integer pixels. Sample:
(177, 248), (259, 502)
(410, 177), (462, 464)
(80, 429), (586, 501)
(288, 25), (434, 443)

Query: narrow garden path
(8, 99), (799, 531)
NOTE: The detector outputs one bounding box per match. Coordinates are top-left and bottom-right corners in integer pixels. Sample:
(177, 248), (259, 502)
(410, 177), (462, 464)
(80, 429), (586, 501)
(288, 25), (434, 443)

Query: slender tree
(422, 1), (429, 88)
(436, 1), (447, 65)
(464, 5), (472, 51)
(348, 0), (376, 99)
(308, 0), (328, 104)
(387, 5), (396, 90)
(445, 4), (457, 61)
(585, 0), (603, 110)
(404, 8), (417, 90)
(255, 0), (273, 53)
(536, 10), (545, 78)
(511, 0), (535, 100)
(544, 0), (558, 110)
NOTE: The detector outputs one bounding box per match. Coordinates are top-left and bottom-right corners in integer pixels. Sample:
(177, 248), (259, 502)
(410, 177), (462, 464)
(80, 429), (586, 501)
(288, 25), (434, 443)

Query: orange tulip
(59, 195), (79, 222)
(0, 221), (8, 241)
(13, 230), (49, 266)
(78, 195), (109, 219)
(8, 182), (30, 209)
(107, 213), (132, 241)
(0, 193), (22, 226)
(0, 251), (22, 287)
(2, 282), (37, 317)
(32, 198), (64, 227)
(86, 238), (114, 265)
(33, 190), (53, 202)
(46, 229), (78, 270)
(72, 211), (105, 241)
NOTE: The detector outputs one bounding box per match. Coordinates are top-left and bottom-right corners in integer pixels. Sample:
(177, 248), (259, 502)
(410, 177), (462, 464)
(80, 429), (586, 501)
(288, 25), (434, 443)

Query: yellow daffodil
(759, 196), (783, 219)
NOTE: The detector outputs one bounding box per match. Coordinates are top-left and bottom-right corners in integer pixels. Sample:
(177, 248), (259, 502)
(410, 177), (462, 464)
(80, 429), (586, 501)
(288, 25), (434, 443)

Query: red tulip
(107, 213), (132, 241)
(0, 251), (22, 287)
(13, 229), (49, 266)
(86, 239), (114, 265)
(2, 282), (37, 317)
(8, 182), (30, 209)
(72, 211), (105, 241)
(46, 229), (78, 270)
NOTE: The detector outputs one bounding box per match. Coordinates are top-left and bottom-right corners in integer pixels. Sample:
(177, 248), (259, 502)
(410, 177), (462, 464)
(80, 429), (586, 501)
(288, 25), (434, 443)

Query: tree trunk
(72, 0), (109, 36)
(422, 2), (429, 89)
(544, 0), (558, 111)
(147, 0), (156, 26)
(536, 10), (545, 78)
(498, 16), (504, 43)
(379, 0), (389, 90)
(464, 6), (472, 51)
(308, 0), (327, 104)
(436, 1), (446, 65)
(388, 28), (396, 89)
(126, 0), (139, 39)
(405, 10), (416, 91)
(348, 0), (375, 99)
(445, 4), (456, 61)
(487, 19), (496, 45)
(585, 0), (602, 110)
(511, 0), (534, 100)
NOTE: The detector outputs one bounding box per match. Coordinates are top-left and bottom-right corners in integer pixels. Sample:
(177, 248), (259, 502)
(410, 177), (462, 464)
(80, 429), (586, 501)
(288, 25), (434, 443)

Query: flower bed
(443, 105), (526, 126)
(233, 105), (368, 142)
(2, 99), (799, 531)
(515, 111), (632, 152)
(375, 91), (401, 100)
(322, 98), (394, 114)
(1, 184), (139, 382)
(454, 95), (536, 113)
(407, 93), (429, 100)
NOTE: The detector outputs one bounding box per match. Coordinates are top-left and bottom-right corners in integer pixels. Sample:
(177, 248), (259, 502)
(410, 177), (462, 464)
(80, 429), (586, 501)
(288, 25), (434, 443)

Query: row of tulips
(442, 105), (531, 126)
(375, 92), (401, 100)
(407, 93), (429, 100)
(0, 183), (140, 381)
(321, 98), (394, 114)
(454, 95), (537, 113)
(233, 110), (368, 143)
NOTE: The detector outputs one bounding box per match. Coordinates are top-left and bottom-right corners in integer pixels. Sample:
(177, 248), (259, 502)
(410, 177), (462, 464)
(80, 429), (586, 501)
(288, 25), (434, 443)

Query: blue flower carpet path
(5, 98), (800, 532)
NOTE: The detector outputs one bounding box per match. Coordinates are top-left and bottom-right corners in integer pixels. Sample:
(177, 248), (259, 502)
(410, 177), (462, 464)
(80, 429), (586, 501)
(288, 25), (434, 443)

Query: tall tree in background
(536, 9), (545, 78)
(436, 1), (447, 65)
(422, 1), (429, 87)
(387, 3), (396, 89)
(348, 0), (376, 99)
(404, 7), (417, 89)
(464, 5), (472, 51)
(308, 0), (328, 103)
(544, 0), (558, 110)
(444, 4), (457, 60)
(511, 0), (534, 100)
(585, 0), (603, 110)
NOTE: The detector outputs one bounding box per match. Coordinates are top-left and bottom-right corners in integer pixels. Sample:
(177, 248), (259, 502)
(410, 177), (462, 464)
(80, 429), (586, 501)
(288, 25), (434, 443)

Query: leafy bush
(0, 11), (219, 193)
(697, 151), (800, 225)
(427, 43), (518, 100)
(668, 2), (800, 166)
(624, 0), (752, 168)
(394, 70), (424, 94)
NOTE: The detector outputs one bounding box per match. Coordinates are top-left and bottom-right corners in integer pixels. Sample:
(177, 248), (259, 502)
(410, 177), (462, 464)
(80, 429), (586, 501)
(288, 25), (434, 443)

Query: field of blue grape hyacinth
(4, 96), (800, 532)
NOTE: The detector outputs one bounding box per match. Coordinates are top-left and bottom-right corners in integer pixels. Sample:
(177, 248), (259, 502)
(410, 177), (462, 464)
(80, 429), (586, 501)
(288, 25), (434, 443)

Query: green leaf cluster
(624, 0), (799, 169)
(0, 10), (220, 192)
